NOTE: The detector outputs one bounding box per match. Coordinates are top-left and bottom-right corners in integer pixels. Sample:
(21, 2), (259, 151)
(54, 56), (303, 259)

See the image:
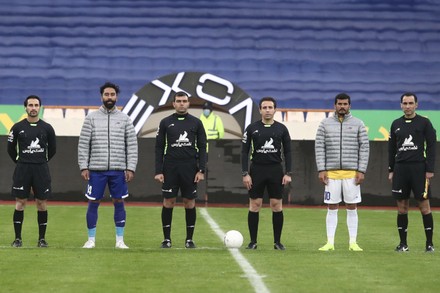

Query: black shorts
(11, 163), (52, 200)
(162, 159), (198, 199)
(392, 162), (431, 201)
(249, 163), (284, 199)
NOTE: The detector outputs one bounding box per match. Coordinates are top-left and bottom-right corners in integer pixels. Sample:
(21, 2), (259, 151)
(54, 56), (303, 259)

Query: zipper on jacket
(339, 118), (343, 169)
(108, 111), (110, 170)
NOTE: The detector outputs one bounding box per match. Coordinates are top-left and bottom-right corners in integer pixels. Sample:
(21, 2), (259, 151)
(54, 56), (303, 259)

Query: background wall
(1, 137), (439, 206)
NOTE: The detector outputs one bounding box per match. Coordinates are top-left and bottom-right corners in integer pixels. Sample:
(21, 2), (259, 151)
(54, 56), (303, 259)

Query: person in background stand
(7, 95), (56, 248)
(388, 92), (436, 252)
(199, 101), (224, 201)
(155, 91), (207, 249)
(315, 93), (369, 252)
(78, 82), (138, 249)
(200, 101), (224, 145)
(241, 96), (292, 250)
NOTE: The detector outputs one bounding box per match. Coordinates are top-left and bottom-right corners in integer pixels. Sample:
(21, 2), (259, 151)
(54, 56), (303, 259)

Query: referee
(7, 95), (56, 248)
(241, 97), (292, 250)
(154, 91), (207, 249)
(388, 92), (437, 252)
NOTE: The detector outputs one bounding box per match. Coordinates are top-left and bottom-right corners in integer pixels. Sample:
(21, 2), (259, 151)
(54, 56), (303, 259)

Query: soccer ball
(223, 230), (244, 248)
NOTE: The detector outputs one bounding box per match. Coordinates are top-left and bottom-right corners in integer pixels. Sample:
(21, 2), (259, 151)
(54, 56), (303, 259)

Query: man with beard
(315, 93), (369, 252)
(7, 95), (56, 247)
(78, 82), (138, 249)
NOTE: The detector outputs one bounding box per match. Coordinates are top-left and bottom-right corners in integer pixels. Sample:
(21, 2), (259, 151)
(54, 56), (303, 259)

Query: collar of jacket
(331, 112), (352, 121)
(99, 105), (118, 114)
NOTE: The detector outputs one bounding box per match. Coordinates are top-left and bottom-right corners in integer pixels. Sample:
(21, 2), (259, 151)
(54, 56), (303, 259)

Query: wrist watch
(285, 171), (292, 176)
(199, 169), (205, 174)
(242, 171), (249, 177)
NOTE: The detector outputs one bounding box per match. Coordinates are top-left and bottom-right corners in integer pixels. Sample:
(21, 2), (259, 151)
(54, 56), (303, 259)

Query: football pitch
(0, 204), (439, 293)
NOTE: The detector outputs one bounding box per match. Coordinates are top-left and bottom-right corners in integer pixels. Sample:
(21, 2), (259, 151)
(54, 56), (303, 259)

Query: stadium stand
(273, 111), (284, 122)
(305, 111), (327, 122)
(0, 1), (439, 110)
(283, 121), (320, 141)
(43, 108), (64, 119)
(64, 108), (86, 119)
(286, 111), (305, 122)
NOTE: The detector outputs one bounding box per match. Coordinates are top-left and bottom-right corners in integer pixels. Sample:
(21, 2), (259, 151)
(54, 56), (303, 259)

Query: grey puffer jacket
(315, 112), (369, 173)
(78, 106), (138, 172)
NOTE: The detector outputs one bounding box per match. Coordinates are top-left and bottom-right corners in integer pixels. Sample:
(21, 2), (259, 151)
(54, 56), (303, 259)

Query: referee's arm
(46, 124), (57, 161)
(241, 126), (252, 172)
(7, 125), (18, 163)
(425, 120), (437, 173)
(154, 120), (166, 175)
(387, 122), (397, 172)
(282, 127), (292, 173)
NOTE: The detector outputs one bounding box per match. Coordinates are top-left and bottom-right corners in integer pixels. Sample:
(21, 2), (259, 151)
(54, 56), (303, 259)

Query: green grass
(0, 204), (439, 293)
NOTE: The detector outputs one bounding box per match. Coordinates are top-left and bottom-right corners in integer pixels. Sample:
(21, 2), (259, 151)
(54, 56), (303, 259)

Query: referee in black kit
(154, 91), (207, 249)
(388, 92), (437, 252)
(7, 95), (56, 248)
(242, 96), (292, 250)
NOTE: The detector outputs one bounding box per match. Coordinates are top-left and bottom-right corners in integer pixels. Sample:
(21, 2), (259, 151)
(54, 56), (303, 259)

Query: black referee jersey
(7, 119), (56, 164)
(388, 114), (436, 172)
(155, 112), (207, 174)
(241, 120), (292, 173)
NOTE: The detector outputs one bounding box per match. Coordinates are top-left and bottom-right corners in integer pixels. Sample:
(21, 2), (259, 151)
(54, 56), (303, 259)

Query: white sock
(116, 235), (124, 243)
(326, 209), (338, 245)
(347, 209), (358, 244)
(88, 237), (95, 242)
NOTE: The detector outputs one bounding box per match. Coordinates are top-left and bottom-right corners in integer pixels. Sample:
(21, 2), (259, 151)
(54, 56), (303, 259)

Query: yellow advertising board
(0, 105), (43, 135)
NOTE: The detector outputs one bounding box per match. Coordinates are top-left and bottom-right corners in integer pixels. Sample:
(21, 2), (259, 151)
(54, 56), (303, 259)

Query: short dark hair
(100, 82), (120, 95)
(400, 92), (418, 103)
(259, 97), (277, 109)
(173, 91), (189, 102)
(334, 93), (351, 105)
(24, 95), (41, 107)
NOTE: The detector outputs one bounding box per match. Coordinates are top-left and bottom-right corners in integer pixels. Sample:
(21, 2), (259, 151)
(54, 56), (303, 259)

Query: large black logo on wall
(122, 72), (260, 135)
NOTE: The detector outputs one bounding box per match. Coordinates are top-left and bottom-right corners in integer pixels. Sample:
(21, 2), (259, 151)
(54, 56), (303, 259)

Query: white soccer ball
(223, 230), (244, 248)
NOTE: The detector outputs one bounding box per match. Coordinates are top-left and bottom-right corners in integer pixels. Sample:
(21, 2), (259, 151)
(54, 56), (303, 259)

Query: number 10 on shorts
(324, 191), (331, 201)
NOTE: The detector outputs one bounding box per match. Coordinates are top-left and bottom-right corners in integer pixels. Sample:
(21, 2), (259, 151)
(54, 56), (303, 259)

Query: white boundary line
(200, 208), (270, 293)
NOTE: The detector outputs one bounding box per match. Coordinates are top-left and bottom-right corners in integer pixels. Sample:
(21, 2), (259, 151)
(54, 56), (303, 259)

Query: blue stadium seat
(0, 1), (439, 109)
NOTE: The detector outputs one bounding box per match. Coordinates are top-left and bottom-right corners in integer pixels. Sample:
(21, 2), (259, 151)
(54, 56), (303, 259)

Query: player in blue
(78, 82), (138, 249)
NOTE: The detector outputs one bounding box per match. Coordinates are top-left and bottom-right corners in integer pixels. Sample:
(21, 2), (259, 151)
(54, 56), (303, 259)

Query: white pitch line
(199, 208), (270, 293)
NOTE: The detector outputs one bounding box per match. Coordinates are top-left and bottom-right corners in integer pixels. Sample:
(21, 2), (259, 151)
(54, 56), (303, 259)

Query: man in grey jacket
(315, 93), (369, 252)
(78, 82), (138, 249)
